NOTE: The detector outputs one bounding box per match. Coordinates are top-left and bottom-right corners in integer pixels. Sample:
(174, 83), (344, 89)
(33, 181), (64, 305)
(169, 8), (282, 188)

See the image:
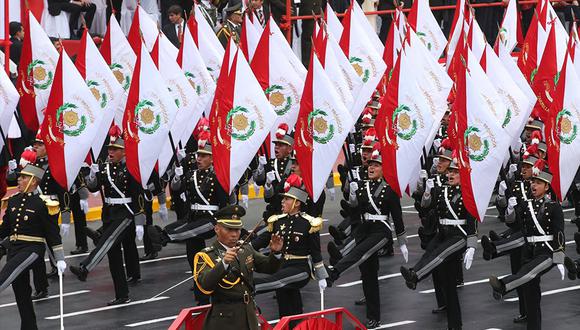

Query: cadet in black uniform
(401, 159), (478, 330)
(253, 174), (328, 326)
(69, 128), (145, 306)
(326, 147), (406, 329)
(0, 164), (66, 330)
(489, 159), (568, 330)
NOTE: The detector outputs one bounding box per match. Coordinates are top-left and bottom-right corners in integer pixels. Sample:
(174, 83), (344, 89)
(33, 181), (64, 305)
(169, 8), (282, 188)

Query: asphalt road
(1, 194), (580, 330)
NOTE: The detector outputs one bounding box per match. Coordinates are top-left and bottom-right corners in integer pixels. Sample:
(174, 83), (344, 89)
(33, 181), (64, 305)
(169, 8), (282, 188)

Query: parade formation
(1, 0), (580, 329)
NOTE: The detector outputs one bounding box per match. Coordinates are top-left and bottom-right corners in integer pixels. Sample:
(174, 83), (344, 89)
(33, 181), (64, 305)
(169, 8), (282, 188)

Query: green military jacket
(194, 240), (281, 330)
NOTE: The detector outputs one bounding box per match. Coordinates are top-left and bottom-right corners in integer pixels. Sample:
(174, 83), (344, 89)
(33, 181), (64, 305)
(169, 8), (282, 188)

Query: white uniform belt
(526, 235), (553, 243)
(191, 204), (219, 211)
(104, 197), (132, 205)
(363, 213), (388, 221)
(439, 219), (466, 226)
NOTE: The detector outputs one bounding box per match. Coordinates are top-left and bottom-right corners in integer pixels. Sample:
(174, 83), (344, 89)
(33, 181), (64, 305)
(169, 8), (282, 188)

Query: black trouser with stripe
(143, 199), (154, 255)
(0, 243), (45, 330)
(70, 192), (88, 250)
(440, 251), (463, 328)
(255, 260), (311, 323)
(412, 231), (466, 282)
(333, 221), (389, 275)
(165, 214), (216, 242)
(80, 217), (134, 299)
(360, 249), (381, 321)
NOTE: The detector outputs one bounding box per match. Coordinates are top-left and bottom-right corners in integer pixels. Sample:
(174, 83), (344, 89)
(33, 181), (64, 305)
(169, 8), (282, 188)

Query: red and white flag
(251, 18), (304, 154)
(17, 12), (59, 131)
(407, 0), (447, 59)
(530, 21), (557, 121)
(295, 51), (354, 202)
(376, 46), (438, 197)
(0, 65), (19, 152)
(494, 0), (523, 54)
(100, 14), (137, 125)
(325, 3), (343, 39)
(210, 47), (277, 193)
(76, 29), (124, 159)
(546, 43), (580, 201)
(340, 7), (387, 118)
(269, 19), (307, 79)
(152, 35), (203, 175)
(123, 41), (178, 188)
(498, 46), (536, 104)
(446, 0), (467, 68)
(194, 4), (225, 54)
(455, 49), (511, 221)
(352, 2), (384, 54)
(128, 6), (171, 54)
(517, 6), (548, 82)
(41, 49), (105, 190)
(191, 8), (224, 81)
(240, 13), (261, 61)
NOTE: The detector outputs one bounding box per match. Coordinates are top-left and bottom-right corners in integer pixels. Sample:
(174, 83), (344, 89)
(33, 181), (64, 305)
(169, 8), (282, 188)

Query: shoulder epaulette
(202, 246), (215, 253)
(0, 193), (17, 210)
(301, 213), (323, 234)
(267, 214), (287, 232)
(40, 195), (60, 215)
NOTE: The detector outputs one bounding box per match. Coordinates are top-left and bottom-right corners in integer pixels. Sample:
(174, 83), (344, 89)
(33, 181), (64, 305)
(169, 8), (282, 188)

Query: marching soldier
(69, 127), (145, 306)
(489, 159), (569, 330)
(326, 147), (407, 329)
(194, 205), (283, 330)
(401, 158), (477, 330)
(0, 164), (66, 330)
(253, 174), (328, 327)
(216, 0), (242, 47)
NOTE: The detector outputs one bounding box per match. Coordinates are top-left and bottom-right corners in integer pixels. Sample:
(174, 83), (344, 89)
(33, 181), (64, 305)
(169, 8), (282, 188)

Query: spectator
(161, 1), (194, 27)
(47, 0), (97, 39)
(250, 0), (269, 28)
(9, 22), (24, 65)
(162, 5), (186, 48)
(106, 0), (122, 23)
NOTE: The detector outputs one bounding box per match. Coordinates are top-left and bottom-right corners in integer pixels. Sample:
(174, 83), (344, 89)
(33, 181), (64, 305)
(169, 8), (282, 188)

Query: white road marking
(505, 285), (580, 302)
(0, 290), (90, 308)
(125, 315), (177, 327)
(419, 276), (508, 293)
(337, 273), (402, 288)
(140, 255), (186, 264)
(47, 246), (145, 261)
(375, 320), (416, 328)
(44, 296), (170, 320)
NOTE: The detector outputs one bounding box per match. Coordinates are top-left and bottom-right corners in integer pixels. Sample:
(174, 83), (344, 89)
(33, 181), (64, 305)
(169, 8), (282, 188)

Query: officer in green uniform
(216, 0), (243, 47)
(194, 205), (283, 330)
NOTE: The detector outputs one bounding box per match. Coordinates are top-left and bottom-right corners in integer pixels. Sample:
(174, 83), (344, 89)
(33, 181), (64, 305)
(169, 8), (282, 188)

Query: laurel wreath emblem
(185, 72), (202, 96)
(265, 85), (292, 116)
(86, 80), (108, 108)
(556, 108), (578, 144)
(56, 103), (87, 137)
(226, 106), (256, 141)
(349, 57), (370, 83)
(392, 104), (418, 141)
(502, 108), (512, 128)
(134, 100), (161, 134)
(27, 59), (54, 90)
(464, 126), (490, 162)
(416, 31), (432, 51)
(110, 63), (131, 90)
(308, 108), (335, 144)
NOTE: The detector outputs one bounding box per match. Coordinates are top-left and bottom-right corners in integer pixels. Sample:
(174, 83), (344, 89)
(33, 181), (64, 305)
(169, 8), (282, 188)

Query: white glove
(266, 171), (276, 185)
(136, 225), (144, 241)
(425, 179), (435, 192)
(56, 260), (67, 274)
(433, 157), (440, 166)
(258, 155), (267, 166)
(349, 181), (359, 193)
(557, 264), (565, 280)
(8, 159), (17, 171)
(177, 149), (187, 162)
(419, 169), (428, 180)
(508, 164), (518, 176)
(89, 163), (99, 178)
(508, 196), (518, 209)
(241, 195), (249, 208)
(328, 187), (336, 201)
(433, 138), (442, 149)
(174, 166), (183, 178)
(158, 203), (168, 222)
(400, 244), (409, 263)
(576, 183), (580, 191)
(498, 181), (507, 196)
(80, 199), (89, 214)
(60, 224), (70, 237)
(464, 247), (475, 270)
(318, 279), (327, 291)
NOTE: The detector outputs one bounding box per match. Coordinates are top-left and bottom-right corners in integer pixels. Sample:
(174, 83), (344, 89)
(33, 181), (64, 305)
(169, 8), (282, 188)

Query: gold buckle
(243, 291), (250, 304)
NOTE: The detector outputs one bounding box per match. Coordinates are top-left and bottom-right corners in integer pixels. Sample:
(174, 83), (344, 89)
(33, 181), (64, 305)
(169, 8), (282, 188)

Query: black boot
(328, 225), (345, 245)
(489, 276), (505, 300)
(70, 265), (89, 282)
(325, 266), (339, 287)
(107, 297), (131, 306)
(327, 242), (343, 266)
(31, 290), (49, 300)
(480, 235), (495, 260)
(85, 227), (102, 246)
(46, 267), (58, 279)
(70, 246), (88, 255)
(139, 252), (158, 261)
(564, 256), (577, 280)
(400, 266), (418, 290)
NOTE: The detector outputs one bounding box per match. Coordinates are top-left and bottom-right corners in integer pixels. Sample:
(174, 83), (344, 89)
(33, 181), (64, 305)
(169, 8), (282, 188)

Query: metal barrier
(168, 304), (273, 330)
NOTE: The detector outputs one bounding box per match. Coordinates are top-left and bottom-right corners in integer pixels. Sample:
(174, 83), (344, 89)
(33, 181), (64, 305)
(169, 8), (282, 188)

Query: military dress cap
(197, 130), (212, 155)
(19, 164), (45, 180)
(537, 141), (547, 154)
(216, 205), (245, 228)
(525, 119), (544, 131)
(522, 155), (539, 166)
(361, 128), (377, 149)
(274, 123), (294, 146)
(448, 158), (459, 170)
(532, 159), (552, 184)
(368, 145), (382, 164)
(439, 149), (453, 161)
(34, 131), (44, 144)
(281, 174), (308, 203)
(107, 125), (125, 149)
(225, 0), (242, 14)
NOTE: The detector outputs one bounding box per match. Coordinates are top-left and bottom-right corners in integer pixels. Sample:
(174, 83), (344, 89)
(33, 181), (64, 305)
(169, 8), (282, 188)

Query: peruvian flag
(128, 6), (170, 54)
(494, 0), (523, 54)
(530, 21), (557, 121)
(517, 7), (548, 82)
(340, 7), (387, 118)
(76, 29), (124, 159)
(376, 46), (438, 197)
(498, 46), (536, 104)
(190, 7), (224, 81)
(177, 16), (216, 142)
(41, 49), (105, 190)
(455, 49), (511, 221)
(546, 42), (580, 201)
(17, 12), (59, 131)
(570, 22), (580, 74)
(100, 14), (137, 125)
(269, 19), (307, 79)
(294, 51), (354, 202)
(325, 3), (343, 40)
(240, 13), (261, 61)
(152, 35), (203, 176)
(0, 65), (19, 152)
(446, 0), (467, 68)
(251, 18), (304, 152)
(382, 13), (403, 76)
(351, 1), (384, 54)
(407, 0), (447, 59)
(123, 40), (178, 188)
(210, 47), (277, 193)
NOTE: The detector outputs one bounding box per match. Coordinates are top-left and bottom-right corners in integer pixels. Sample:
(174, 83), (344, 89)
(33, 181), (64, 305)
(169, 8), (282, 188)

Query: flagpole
(168, 132), (181, 166)
(89, 149), (106, 205)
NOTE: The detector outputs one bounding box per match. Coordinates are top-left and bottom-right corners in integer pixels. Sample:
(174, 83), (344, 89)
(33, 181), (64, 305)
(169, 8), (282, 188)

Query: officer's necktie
(177, 23), (183, 43)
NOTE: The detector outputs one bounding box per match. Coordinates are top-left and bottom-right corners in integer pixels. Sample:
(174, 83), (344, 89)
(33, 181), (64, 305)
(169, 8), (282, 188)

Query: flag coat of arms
(546, 45), (580, 201)
(76, 29), (124, 159)
(407, 0), (447, 59)
(0, 66), (19, 152)
(494, 0), (523, 54)
(211, 48), (277, 193)
(100, 14), (137, 125)
(295, 51), (354, 202)
(41, 49), (105, 190)
(123, 41), (178, 187)
(17, 12), (59, 131)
